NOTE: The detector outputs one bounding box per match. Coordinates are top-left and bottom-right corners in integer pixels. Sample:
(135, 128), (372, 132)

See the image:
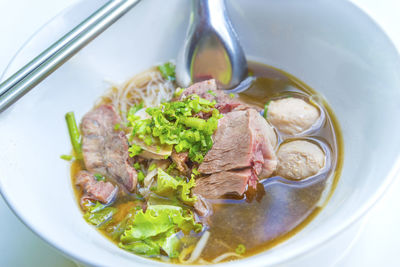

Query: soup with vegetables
(63, 61), (342, 264)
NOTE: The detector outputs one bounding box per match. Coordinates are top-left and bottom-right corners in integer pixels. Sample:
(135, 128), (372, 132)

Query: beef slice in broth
(193, 169), (253, 199)
(179, 79), (258, 113)
(198, 109), (277, 187)
(76, 170), (118, 205)
(81, 105), (137, 191)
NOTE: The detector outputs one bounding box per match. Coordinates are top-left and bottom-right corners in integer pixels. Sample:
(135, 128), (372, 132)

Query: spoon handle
(176, 0), (247, 89)
(0, 0), (141, 113)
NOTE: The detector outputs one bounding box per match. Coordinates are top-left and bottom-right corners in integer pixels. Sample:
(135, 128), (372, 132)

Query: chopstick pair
(0, 0), (141, 113)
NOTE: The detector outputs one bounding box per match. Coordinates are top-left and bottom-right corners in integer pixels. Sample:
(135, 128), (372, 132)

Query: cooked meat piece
(198, 109), (277, 184)
(76, 171), (118, 204)
(276, 140), (325, 180)
(180, 79), (256, 114)
(171, 150), (189, 174)
(267, 97), (319, 135)
(193, 169), (252, 199)
(81, 105), (137, 191)
(193, 194), (212, 217)
(180, 79), (218, 100)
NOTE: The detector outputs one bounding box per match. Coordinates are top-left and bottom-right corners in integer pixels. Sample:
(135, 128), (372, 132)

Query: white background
(0, 0), (399, 266)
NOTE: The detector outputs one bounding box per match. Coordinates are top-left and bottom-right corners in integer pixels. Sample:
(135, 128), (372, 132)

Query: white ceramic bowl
(1, 0), (400, 266)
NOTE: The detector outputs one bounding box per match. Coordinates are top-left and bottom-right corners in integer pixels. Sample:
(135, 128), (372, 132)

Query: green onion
(128, 102), (144, 118)
(236, 244), (246, 255)
(181, 117), (206, 130)
(133, 162), (141, 170)
(94, 174), (105, 181)
(148, 163), (157, 172)
(60, 154), (74, 161)
(263, 100), (271, 119)
(158, 62), (176, 81)
(137, 171), (145, 183)
(229, 93), (235, 98)
(65, 112), (82, 159)
(191, 168), (200, 176)
(173, 87), (184, 97)
(207, 90), (217, 96)
(128, 144), (142, 157)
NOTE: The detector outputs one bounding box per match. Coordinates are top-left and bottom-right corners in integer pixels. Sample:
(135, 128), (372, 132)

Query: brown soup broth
(70, 61), (343, 263)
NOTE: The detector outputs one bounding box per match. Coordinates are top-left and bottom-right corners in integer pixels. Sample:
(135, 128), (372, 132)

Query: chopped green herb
(144, 136), (153, 146)
(158, 62), (176, 81)
(148, 163), (157, 172)
(133, 162), (141, 170)
(127, 94), (222, 163)
(173, 87), (184, 97)
(94, 174), (105, 181)
(137, 171), (145, 183)
(166, 162), (176, 173)
(114, 123), (121, 130)
(236, 244), (246, 255)
(263, 100), (271, 119)
(191, 168), (200, 176)
(229, 93), (235, 98)
(128, 143), (142, 157)
(127, 102), (144, 124)
(60, 154), (74, 161)
(207, 90), (217, 96)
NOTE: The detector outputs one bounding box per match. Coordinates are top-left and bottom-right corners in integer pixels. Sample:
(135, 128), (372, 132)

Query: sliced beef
(193, 194), (212, 217)
(179, 79), (254, 114)
(198, 109), (277, 188)
(193, 169), (252, 199)
(171, 150), (189, 174)
(81, 105), (137, 191)
(76, 171), (118, 204)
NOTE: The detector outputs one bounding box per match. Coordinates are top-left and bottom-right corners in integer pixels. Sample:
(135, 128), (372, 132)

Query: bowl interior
(1, 0), (400, 266)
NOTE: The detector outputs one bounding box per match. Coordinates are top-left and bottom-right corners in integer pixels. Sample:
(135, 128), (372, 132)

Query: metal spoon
(176, 0), (248, 89)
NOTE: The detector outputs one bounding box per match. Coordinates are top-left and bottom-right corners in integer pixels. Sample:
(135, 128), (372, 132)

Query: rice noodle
(211, 252), (243, 263)
(101, 67), (176, 119)
(179, 231), (210, 264)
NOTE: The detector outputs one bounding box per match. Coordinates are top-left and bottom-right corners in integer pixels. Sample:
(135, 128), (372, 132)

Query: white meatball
(276, 140), (325, 180)
(267, 98), (319, 135)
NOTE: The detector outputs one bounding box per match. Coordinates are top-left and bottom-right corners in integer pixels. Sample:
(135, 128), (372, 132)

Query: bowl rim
(1, 0), (400, 266)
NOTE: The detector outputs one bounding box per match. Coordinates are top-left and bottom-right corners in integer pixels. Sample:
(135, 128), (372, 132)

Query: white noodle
(101, 67), (175, 119)
(180, 231), (210, 264)
(211, 252), (243, 263)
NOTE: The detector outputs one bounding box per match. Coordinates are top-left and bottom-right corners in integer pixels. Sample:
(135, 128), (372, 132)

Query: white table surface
(1, 0), (399, 266)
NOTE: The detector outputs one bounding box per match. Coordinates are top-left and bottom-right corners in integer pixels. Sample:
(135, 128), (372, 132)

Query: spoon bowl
(176, 0), (247, 89)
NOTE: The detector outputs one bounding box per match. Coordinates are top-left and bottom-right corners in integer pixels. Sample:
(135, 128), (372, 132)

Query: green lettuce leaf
(155, 169), (197, 204)
(119, 239), (160, 255)
(119, 205), (202, 258)
(157, 229), (180, 258)
(84, 202), (117, 227)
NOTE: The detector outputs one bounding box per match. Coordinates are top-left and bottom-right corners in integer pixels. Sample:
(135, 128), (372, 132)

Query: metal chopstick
(0, 0), (141, 113)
